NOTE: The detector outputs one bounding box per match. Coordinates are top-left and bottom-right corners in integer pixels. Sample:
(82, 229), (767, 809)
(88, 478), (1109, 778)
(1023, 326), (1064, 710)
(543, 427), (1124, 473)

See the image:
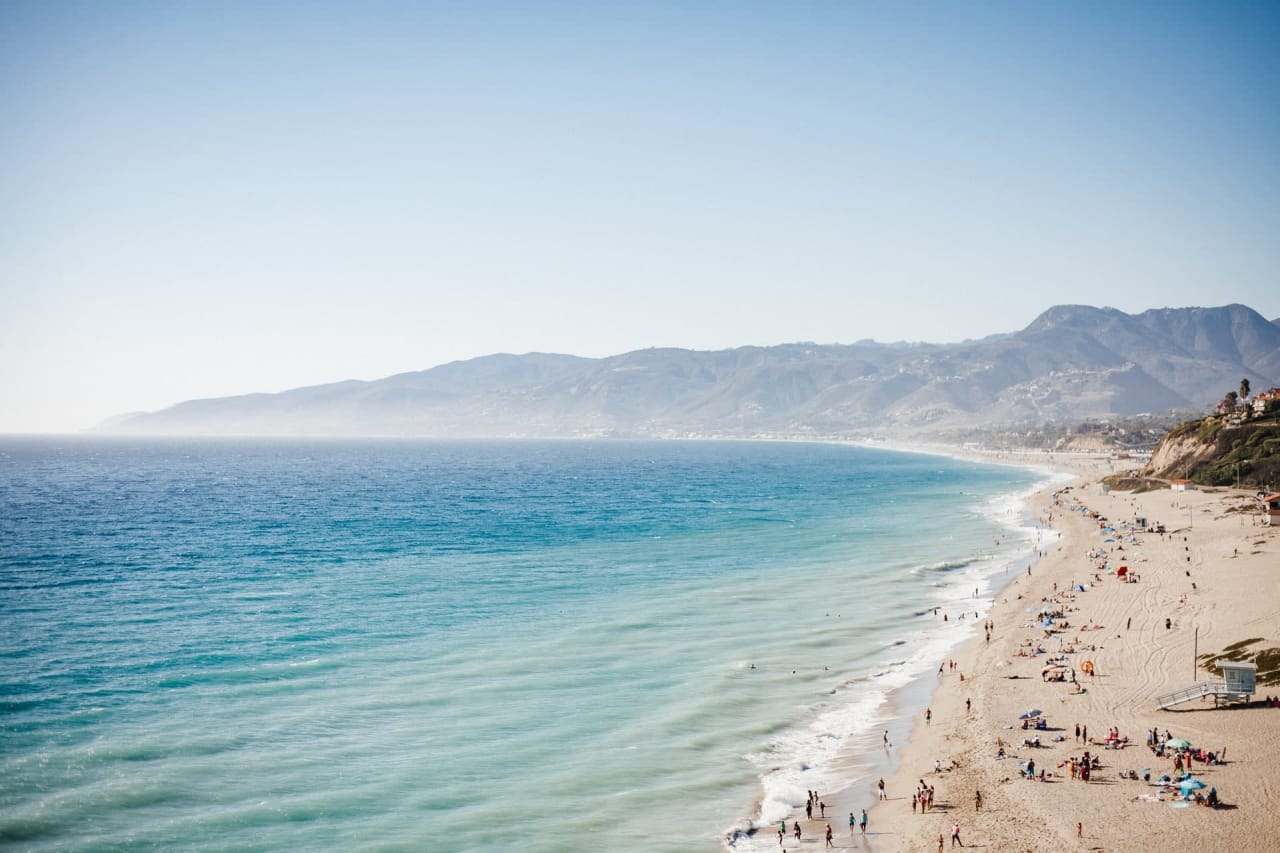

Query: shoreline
(855, 450), (1280, 852)
(731, 445), (1068, 851)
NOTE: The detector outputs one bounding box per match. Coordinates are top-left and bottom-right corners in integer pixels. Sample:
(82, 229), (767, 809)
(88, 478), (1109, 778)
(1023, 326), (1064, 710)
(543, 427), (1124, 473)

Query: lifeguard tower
(1219, 661), (1257, 698)
(1155, 661), (1256, 710)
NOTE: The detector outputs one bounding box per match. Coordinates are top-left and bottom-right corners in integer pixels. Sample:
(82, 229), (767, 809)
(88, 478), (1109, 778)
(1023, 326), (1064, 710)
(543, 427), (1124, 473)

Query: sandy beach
(781, 451), (1280, 852)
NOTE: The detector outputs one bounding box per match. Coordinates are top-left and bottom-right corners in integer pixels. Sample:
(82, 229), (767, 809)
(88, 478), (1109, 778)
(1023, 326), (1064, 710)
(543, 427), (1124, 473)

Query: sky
(2, 1), (1278, 433)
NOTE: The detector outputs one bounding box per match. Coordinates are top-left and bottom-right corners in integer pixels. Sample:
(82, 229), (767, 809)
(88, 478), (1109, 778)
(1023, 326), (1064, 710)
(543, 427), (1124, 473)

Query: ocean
(0, 437), (1050, 851)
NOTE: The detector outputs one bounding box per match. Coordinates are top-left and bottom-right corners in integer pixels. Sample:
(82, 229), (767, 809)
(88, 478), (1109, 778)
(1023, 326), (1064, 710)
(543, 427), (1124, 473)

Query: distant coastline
(94, 304), (1280, 441)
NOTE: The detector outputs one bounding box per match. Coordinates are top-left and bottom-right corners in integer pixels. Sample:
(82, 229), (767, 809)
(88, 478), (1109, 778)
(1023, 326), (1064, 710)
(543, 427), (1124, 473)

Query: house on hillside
(1262, 493), (1280, 526)
(1254, 388), (1280, 415)
(1170, 479), (1196, 492)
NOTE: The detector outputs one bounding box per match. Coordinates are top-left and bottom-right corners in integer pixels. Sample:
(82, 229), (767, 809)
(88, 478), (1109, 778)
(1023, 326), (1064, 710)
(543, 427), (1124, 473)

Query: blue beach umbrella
(1179, 777), (1206, 792)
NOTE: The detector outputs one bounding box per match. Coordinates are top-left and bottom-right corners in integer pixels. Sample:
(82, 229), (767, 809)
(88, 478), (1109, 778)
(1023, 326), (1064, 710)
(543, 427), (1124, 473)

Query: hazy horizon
(3, 2), (1279, 432)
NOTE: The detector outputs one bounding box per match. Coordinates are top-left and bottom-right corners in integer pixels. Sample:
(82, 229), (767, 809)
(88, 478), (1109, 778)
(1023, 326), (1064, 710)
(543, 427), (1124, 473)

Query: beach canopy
(1018, 708), (1043, 720)
(1074, 583), (1086, 591)
(1166, 738), (1191, 749)
(1179, 777), (1206, 792)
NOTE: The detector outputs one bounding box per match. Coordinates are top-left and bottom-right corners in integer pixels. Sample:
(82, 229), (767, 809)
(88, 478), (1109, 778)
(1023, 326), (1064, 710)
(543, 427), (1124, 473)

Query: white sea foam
(725, 475), (1057, 850)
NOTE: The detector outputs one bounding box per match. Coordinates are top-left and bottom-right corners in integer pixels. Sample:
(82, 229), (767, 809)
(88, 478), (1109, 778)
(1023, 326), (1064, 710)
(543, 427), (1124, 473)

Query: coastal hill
(1143, 415), (1280, 490)
(101, 304), (1280, 438)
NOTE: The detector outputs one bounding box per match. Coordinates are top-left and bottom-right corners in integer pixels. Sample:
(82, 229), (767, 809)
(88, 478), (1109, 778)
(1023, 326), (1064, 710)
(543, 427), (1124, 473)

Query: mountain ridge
(101, 304), (1280, 438)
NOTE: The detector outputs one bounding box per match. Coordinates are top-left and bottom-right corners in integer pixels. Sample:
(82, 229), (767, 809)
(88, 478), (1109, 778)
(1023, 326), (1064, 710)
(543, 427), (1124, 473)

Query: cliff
(1146, 419), (1280, 489)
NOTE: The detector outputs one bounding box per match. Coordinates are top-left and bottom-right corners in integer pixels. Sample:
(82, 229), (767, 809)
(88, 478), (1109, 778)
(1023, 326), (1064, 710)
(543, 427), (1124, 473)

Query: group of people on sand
(777, 794), (865, 848)
(911, 779), (936, 813)
(1058, 750), (1099, 781)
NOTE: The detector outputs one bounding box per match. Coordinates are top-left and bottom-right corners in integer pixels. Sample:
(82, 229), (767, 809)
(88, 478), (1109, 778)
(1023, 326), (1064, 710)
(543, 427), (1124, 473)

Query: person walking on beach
(794, 822), (801, 841)
(860, 808), (867, 833)
(806, 799), (812, 820)
(951, 821), (963, 846)
(974, 789), (982, 811)
(825, 824), (833, 848)
(849, 812), (856, 835)
(878, 777), (886, 799)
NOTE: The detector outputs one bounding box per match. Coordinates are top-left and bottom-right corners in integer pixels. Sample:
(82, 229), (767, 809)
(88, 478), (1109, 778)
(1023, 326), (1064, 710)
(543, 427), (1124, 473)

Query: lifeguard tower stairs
(1156, 661), (1256, 710)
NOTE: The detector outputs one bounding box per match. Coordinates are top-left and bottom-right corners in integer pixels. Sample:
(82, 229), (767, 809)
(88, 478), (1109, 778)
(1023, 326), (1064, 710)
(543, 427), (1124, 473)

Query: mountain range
(101, 304), (1280, 439)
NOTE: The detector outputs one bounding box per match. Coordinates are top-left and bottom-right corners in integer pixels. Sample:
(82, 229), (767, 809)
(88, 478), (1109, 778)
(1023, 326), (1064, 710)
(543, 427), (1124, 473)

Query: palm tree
(1240, 378), (1251, 401)
(1222, 390), (1239, 413)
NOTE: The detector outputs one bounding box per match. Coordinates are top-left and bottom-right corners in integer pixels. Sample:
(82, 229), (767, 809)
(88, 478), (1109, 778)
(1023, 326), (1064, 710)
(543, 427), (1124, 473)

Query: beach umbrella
(1179, 777), (1206, 792)
(1018, 708), (1042, 720)
(1166, 738), (1191, 749)
(1074, 584), (1085, 592)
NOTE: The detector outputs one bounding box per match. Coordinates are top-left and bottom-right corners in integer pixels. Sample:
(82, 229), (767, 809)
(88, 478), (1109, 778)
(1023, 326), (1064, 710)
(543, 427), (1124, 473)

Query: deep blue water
(0, 438), (1042, 851)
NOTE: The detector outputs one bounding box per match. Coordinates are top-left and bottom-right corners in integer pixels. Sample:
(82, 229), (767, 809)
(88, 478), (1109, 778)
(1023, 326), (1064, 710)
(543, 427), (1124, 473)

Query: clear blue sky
(2, 1), (1278, 432)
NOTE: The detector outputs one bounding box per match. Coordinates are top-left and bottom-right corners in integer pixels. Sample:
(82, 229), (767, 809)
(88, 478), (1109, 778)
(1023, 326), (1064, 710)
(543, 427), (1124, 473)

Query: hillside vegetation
(1146, 414), (1280, 490)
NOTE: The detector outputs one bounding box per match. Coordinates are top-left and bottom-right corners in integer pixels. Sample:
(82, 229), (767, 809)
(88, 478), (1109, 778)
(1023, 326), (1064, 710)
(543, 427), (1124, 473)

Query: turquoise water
(0, 438), (1044, 851)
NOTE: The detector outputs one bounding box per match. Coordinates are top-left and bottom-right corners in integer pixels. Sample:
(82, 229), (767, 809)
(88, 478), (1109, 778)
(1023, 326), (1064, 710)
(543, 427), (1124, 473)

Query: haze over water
(0, 438), (1046, 850)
